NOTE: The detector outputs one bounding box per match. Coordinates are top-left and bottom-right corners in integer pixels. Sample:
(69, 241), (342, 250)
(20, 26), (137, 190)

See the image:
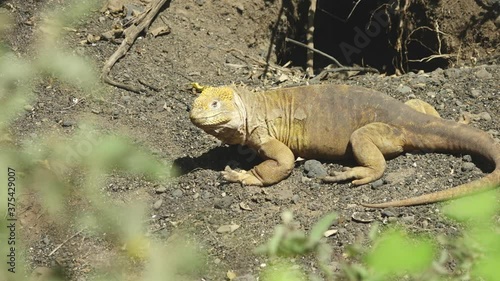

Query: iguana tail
(361, 118), (500, 208)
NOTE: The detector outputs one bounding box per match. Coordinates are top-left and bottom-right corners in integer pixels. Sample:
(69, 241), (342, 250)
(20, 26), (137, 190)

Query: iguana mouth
(190, 112), (230, 126)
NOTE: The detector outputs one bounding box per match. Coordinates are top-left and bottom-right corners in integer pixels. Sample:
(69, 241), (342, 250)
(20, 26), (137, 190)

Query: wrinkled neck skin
(204, 92), (247, 145)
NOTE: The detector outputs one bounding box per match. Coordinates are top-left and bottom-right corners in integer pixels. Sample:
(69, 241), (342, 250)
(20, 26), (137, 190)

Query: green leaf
(443, 190), (499, 223)
(472, 251), (500, 281)
(306, 212), (337, 249)
(37, 51), (99, 92)
(366, 229), (435, 277)
(260, 260), (307, 281)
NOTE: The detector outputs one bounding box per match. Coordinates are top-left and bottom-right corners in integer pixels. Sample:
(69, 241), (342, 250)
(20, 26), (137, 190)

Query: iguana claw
(222, 166), (263, 186)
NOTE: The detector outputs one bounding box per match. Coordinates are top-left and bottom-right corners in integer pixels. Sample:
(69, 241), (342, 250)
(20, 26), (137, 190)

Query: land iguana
(189, 84), (500, 208)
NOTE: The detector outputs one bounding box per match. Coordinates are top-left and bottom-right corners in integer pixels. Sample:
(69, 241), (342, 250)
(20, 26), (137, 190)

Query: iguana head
(190, 86), (246, 144)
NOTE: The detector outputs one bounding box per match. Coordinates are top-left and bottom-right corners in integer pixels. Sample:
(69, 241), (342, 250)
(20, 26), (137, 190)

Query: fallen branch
(138, 79), (160, 92)
(225, 48), (290, 73)
(285, 37), (343, 68)
(48, 229), (85, 256)
(319, 66), (379, 74)
(407, 54), (454, 63)
(101, 0), (170, 94)
(312, 66), (379, 82)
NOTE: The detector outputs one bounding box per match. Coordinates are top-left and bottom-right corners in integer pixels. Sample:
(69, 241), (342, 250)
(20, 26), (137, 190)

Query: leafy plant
(258, 190), (499, 281)
(0, 2), (204, 281)
(257, 211), (338, 280)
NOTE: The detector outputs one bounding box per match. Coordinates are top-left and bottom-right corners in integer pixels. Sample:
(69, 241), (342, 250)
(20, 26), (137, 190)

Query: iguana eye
(210, 100), (220, 108)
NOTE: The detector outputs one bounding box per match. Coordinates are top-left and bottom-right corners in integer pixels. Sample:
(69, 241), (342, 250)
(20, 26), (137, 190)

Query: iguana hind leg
(323, 123), (405, 185)
(405, 99), (441, 118)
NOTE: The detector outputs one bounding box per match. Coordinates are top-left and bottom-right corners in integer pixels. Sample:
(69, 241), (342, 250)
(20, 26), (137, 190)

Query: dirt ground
(2, 0), (499, 280)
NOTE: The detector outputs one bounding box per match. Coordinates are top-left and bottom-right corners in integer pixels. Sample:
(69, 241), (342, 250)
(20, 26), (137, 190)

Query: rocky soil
(1, 0), (499, 280)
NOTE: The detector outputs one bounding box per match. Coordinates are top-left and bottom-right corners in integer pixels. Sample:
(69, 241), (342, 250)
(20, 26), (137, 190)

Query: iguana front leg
(222, 138), (295, 186)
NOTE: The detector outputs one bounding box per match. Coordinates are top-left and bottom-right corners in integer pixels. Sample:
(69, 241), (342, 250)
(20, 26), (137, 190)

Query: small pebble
(235, 3), (244, 13)
(155, 186), (167, 193)
(216, 224), (239, 233)
(301, 176), (312, 184)
(370, 179), (384, 189)
(62, 121), (75, 127)
(426, 91), (437, 98)
(351, 212), (374, 223)
(303, 159), (327, 178)
(201, 191), (213, 199)
(461, 162), (476, 172)
(478, 112), (491, 121)
(444, 68), (460, 78)
(153, 199), (163, 210)
(396, 85), (412, 94)
(171, 189), (183, 198)
(381, 210), (396, 218)
(214, 196), (233, 209)
(469, 89), (481, 98)
(415, 75), (429, 83)
(475, 68), (492, 79)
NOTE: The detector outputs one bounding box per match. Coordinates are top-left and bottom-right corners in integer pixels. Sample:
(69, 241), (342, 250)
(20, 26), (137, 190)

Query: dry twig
(225, 48), (290, 73)
(347, 0), (362, 21)
(312, 66), (379, 82)
(306, 0), (317, 76)
(285, 38), (343, 68)
(48, 229), (85, 256)
(101, 0), (170, 94)
(406, 21), (454, 63)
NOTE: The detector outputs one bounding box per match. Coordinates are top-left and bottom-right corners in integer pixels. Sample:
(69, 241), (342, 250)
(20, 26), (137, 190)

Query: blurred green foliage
(256, 211), (337, 280)
(259, 191), (499, 281)
(0, 1), (204, 281)
(364, 229), (435, 279)
(260, 259), (307, 281)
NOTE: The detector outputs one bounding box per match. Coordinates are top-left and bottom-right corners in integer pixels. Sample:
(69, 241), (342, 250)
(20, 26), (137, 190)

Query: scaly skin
(189, 84), (500, 208)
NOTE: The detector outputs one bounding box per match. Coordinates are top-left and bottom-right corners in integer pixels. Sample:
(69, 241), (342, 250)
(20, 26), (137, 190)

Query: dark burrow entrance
(275, 0), (452, 74)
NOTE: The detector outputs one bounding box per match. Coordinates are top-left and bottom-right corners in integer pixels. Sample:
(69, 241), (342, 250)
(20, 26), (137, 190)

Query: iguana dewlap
(189, 84), (500, 208)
